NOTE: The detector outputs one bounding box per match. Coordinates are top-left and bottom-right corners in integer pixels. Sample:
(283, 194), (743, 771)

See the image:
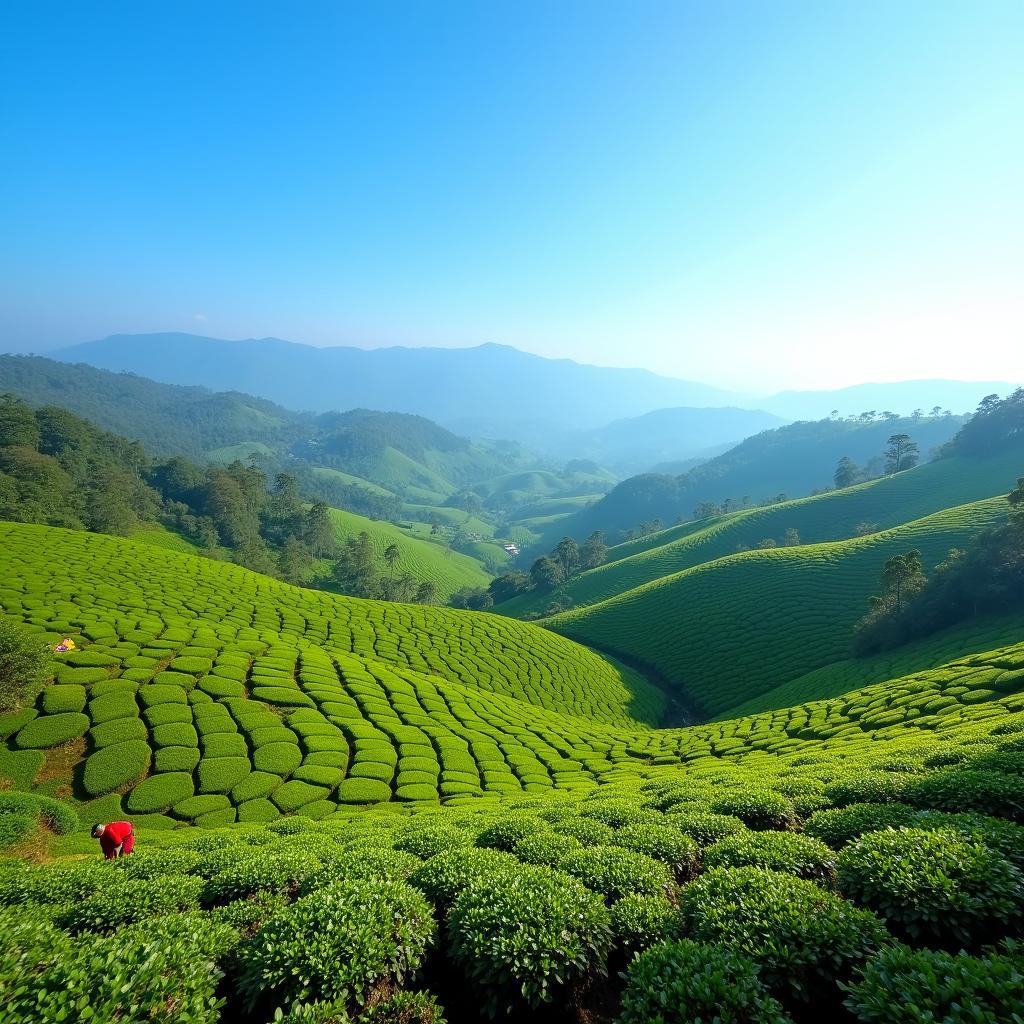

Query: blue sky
(1, 1), (1021, 390)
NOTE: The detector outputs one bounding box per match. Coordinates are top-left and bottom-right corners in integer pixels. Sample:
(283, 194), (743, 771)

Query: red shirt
(99, 820), (133, 858)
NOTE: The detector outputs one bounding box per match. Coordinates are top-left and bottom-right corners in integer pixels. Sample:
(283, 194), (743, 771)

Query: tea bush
(803, 803), (917, 849)
(836, 828), (1024, 945)
(704, 831), (837, 885)
(408, 847), (520, 910)
(57, 874), (204, 933)
(710, 790), (798, 831)
(608, 823), (700, 879)
(677, 867), (888, 1005)
(237, 878), (435, 1011)
(844, 943), (1024, 1023)
(609, 894), (682, 954)
(905, 769), (1024, 821)
(561, 845), (675, 902)
(662, 810), (747, 845)
(618, 940), (794, 1024)
(447, 865), (612, 1013)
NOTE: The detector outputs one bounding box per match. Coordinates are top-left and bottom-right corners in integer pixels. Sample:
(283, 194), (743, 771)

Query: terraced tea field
(552, 496), (1012, 717)
(3, 517), (1024, 1023)
(501, 448), (1024, 618)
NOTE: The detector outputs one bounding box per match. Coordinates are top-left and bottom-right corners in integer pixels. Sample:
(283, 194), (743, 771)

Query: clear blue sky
(1, 1), (1021, 391)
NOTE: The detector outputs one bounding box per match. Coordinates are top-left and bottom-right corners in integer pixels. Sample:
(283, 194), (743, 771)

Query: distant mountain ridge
(53, 332), (742, 431)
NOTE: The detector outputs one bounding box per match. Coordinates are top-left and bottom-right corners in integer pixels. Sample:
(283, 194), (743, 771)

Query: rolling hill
(500, 444), (1024, 618)
(552, 413), (968, 544)
(550, 495), (1013, 718)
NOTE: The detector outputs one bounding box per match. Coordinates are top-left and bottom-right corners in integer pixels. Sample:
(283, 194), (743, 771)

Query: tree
(303, 502), (335, 557)
(694, 502), (719, 520)
(530, 555), (563, 591)
(383, 543), (401, 579)
(449, 587), (493, 611)
(853, 521), (878, 537)
(552, 537), (580, 579)
(756, 538), (777, 549)
(414, 581), (439, 605)
(488, 571), (532, 603)
(834, 457), (860, 489)
(930, 406), (943, 417)
(0, 615), (51, 712)
(885, 434), (919, 474)
(875, 549), (925, 615)
(783, 528), (801, 547)
(278, 537), (313, 585)
(0, 395), (40, 450)
(580, 531), (608, 571)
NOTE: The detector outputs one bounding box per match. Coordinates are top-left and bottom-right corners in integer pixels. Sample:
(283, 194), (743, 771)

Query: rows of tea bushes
(0, 522), (663, 726)
(3, 716), (1023, 1022)
(553, 496), (1011, 716)
(501, 446), (1024, 618)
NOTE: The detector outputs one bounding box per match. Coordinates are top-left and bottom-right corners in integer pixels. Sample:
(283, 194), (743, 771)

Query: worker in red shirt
(91, 820), (135, 859)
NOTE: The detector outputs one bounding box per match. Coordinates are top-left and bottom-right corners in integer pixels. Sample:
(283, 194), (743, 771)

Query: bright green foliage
(57, 875), (204, 933)
(609, 894), (682, 954)
(475, 813), (550, 851)
(237, 879), (435, 1011)
(677, 868), (889, 1004)
(0, 615), (51, 713)
(561, 845), (674, 902)
(298, 847), (422, 894)
(447, 865), (613, 1013)
(836, 828), (1024, 945)
(710, 790), (798, 831)
(618, 940), (793, 1024)
(81, 739), (151, 795)
(0, 812), (34, 849)
(608, 823), (700, 878)
(804, 803), (917, 849)
(409, 848), (521, 910)
(13, 712), (89, 748)
(704, 832), (837, 886)
(906, 768), (1024, 821)
(844, 943), (1024, 1024)
(513, 831), (583, 867)
(662, 811), (747, 845)
(361, 990), (447, 1024)
(911, 810), (1024, 870)
(41, 684), (87, 714)
(1, 912), (231, 1024)
(203, 849), (322, 903)
(126, 772), (196, 813)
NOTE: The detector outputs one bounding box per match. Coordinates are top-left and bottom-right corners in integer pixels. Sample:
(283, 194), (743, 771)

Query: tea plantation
(552, 496), (1012, 717)
(2, 520), (1024, 1021)
(500, 445), (1024, 618)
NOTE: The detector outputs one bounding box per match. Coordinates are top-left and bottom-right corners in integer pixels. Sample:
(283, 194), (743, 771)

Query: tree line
(0, 395), (334, 585)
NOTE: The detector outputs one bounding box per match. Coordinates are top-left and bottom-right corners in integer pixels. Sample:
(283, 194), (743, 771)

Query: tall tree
(383, 543), (401, 579)
(833, 456), (860, 489)
(874, 549), (925, 614)
(884, 434), (919, 474)
(580, 531), (608, 571)
(303, 502), (335, 557)
(552, 537), (580, 579)
(531, 555), (563, 591)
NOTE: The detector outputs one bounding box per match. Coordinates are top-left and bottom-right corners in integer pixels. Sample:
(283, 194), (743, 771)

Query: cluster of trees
(833, 434), (920, 490)
(694, 493), (789, 520)
(329, 533), (438, 604)
(855, 476), (1024, 653)
(0, 615), (51, 713)
(0, 395), (333, 585)
(941, 390), (1024, 457)
(735, 528), (801, 552)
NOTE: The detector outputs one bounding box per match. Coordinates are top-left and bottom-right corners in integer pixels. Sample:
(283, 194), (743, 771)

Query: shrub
(711, 790), (798, 831)
(2, 912), (230, 1024)
(204, 849), (322, 904)
(609, 823), (700, 879)
(126, 772), (196, 813)
(57, 875), (204, 933)
(82, 739), (151, 796)
(174, 794), (231, 819)
(152, 722), (199, 747)
(663, 810), (747, 845)
(677, 867), (888, 1004)
(803, 803), (917, 849)
(196, 756), (250, 794)
(579, 799), (655, 828)
(362, 990), (447, 1024)
(154, 745), (201, 772)
(561, 845), (674, 902)
(0, 615), (51, 713)
(823, 773), (914, 807)
(905, 769), (1024, 821)
(200, 732), (248, 758)
(272, 779), (330, 812)
(476, 813), (550, 851)
(41, 684), (86, 714)
(408, 848), (520, 910)
(512, 831), (582, 866)
(336, 778), (391, 803)
(394, 824), (472, 859)
(88, 690), (140, 724)
(0, 812), (34, 850)
(253, 741), (304, 776)
(13, 712), (89, 749)
(299, 847), (422, 894)
(91, 715), (147, 747)
(844, 943), (1024, 1024)
(447, 865), (612, 1013)
(553, 815), (614, 844)
(237, 879), (435, 1011)
(912, 810), (1024, 870)
(704, 832), (837, 886)
(231, 771), (281, 802)
(836, 828), (1024, 945)
(610, 894), (682, 954)
(618, 940), (793, 1024)
(0, 793), (78, 836)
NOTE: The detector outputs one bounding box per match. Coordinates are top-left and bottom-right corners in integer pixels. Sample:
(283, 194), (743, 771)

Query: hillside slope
(551, 496), (1013, 717)
(501, 446), (1024, 617)
(326, 507), (492, 599)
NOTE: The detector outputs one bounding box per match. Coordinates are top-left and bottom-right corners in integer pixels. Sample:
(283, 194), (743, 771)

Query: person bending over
(92, 820), (135, 859)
